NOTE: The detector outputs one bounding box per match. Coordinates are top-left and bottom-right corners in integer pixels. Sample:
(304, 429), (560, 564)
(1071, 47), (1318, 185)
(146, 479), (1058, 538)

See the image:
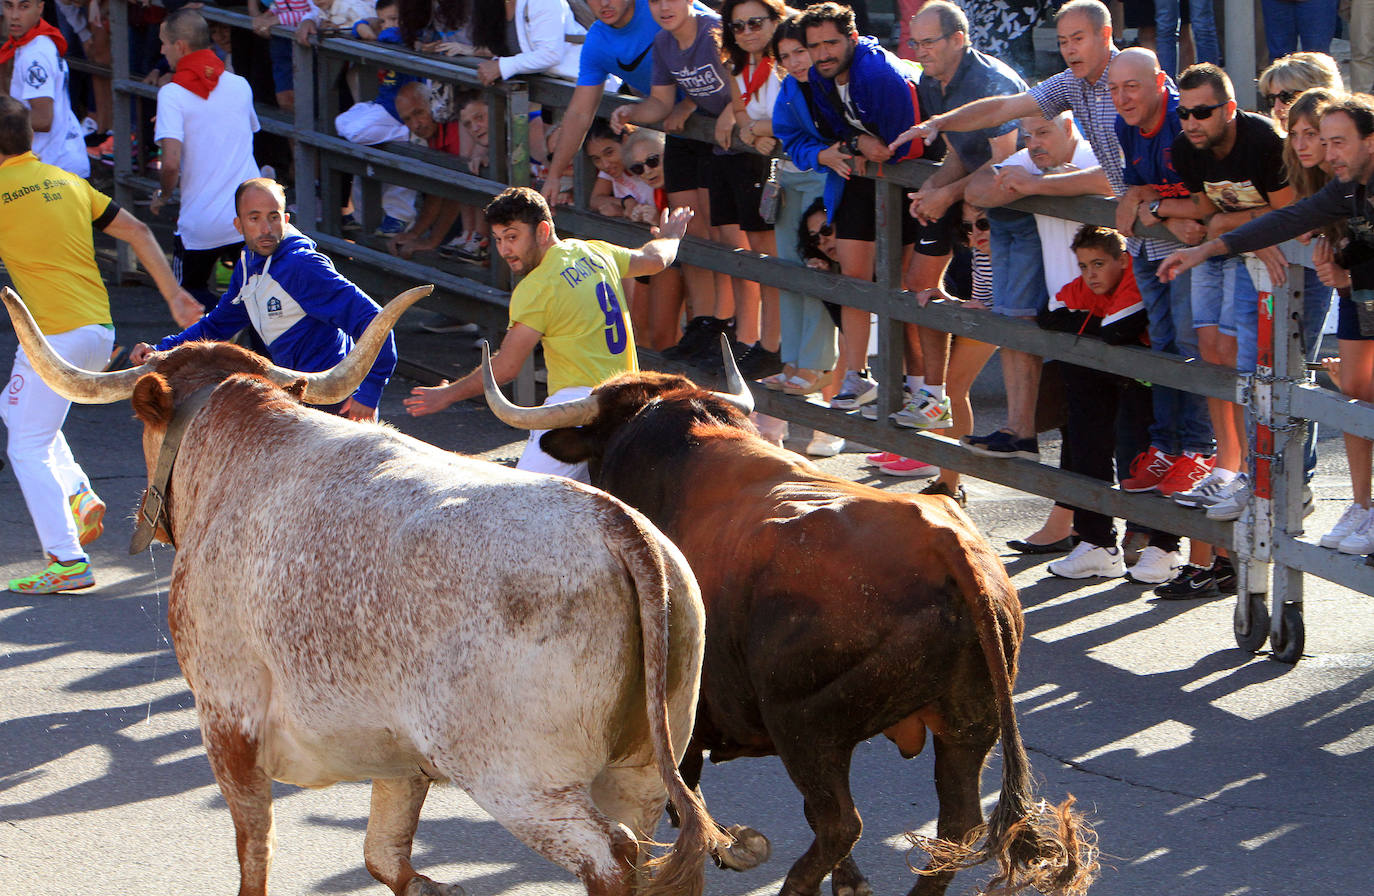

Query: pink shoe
(865, 451), (901, 466)
(879, 456), (938, 478)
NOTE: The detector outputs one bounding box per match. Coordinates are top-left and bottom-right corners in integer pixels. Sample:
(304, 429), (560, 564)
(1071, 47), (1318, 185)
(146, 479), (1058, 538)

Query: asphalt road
(2, 283), (1372, 896)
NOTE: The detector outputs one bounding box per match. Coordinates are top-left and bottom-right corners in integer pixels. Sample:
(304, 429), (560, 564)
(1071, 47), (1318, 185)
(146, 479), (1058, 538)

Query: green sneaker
(8, 559), (95, 594)
(69, 487), (106, 546)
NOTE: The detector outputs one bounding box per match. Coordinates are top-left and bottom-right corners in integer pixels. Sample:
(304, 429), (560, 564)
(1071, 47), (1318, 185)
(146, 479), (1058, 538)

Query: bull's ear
(284, 378), (307, 401)
(131, 374), (175, 427)
(540, 428), (598, 463)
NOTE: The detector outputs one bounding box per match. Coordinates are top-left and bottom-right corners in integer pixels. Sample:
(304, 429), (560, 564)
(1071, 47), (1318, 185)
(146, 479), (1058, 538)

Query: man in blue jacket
(799, 1), (936, 413)
(130, 178), (398, 420)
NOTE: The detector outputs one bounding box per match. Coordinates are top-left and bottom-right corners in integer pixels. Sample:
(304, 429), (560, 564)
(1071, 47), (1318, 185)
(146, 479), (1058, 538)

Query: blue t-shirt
(1117, 87), (1187, 199)
(577, 0), (661, 95)
(915, 47), (1024, 171)
(651, 11), (730, 117)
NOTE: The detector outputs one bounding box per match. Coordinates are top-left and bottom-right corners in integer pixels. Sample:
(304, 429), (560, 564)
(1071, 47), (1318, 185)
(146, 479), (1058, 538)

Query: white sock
(1214, 469), (1237, 482)
(926, 383), (945, 400)
(905, 375), (925, 393)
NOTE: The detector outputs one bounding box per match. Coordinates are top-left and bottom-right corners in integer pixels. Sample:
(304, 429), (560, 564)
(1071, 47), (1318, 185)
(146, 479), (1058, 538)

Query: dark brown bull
(483, 343), (1096, 896)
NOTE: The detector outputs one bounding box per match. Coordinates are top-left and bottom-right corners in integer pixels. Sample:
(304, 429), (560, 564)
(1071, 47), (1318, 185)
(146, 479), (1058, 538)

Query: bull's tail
(605, 503), (730, 896)
(911, 530), (1099, 895)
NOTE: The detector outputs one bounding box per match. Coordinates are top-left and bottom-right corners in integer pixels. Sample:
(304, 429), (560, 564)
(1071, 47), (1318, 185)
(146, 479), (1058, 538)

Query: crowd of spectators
(9, 0), (1374, 592)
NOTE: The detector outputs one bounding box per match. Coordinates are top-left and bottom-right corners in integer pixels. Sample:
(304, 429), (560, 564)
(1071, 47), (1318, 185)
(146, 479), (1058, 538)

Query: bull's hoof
(831, 867), (873, 896)
(714, 824), (771, 871)
(403, 876), (467, 896)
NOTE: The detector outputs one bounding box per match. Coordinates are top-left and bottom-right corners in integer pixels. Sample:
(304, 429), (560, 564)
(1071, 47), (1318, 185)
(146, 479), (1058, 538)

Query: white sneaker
(805, 432), (845, 457)
(1048, 542), (1125, 579)
(890, 389), (954, 429)
(1173, 471), (1233, 508)
(1337, 506), (1374, 554)
(1205, 474), (1252, 521)
(1321, 502), (1371, 549)
(1126, 545), (1183, 584)
(829, 369), (879, 409)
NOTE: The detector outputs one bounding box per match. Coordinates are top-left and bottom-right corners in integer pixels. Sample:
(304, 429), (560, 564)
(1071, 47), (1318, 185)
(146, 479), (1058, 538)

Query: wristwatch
(1147, 199), (1163, 217)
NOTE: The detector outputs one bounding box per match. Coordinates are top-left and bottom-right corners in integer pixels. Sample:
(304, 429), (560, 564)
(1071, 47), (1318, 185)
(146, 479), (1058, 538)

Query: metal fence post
(1235, 256), (1275, 652)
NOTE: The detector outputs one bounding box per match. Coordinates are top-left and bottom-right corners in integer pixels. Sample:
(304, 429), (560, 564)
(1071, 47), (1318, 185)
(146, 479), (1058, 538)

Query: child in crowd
(586, 121), (654, 219)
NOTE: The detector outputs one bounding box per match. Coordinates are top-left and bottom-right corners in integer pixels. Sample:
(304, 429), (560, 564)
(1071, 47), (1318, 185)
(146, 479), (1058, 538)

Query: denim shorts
(270, 36), (294, 94)
(1190, 254), (1253, 340)
(988, 210), (1047, 318)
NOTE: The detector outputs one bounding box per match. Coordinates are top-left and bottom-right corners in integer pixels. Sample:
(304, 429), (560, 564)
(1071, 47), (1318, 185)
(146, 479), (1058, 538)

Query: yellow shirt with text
(0, 152), (113, 334)
(509, 238), (638, 395)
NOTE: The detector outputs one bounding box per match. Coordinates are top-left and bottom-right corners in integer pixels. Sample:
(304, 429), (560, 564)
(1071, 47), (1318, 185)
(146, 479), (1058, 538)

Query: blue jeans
(1228, 258), (1263, 374)
(1156, 0), (1222, 77)
(1297, 266), (1334, 480)
(1260, 0), (1338, 61)
(988, 210), (1047, 318)
(774, 167), (838, 371)
(1133, 253), (1214, 455)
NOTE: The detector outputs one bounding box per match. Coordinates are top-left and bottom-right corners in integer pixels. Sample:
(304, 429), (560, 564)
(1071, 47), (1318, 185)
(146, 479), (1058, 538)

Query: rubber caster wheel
(1269, 601), (1304, 664)
(1234, 592), (1270, 653)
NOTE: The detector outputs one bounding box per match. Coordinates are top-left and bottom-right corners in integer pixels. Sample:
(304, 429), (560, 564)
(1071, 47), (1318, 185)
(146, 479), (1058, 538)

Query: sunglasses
(730, 15), (769, 33)
(808, 222), (834, 239)
(1265, 89), (1301, 107)
(959, 217), (990, 234)
(627, 154), (662, 176)
(1178, 101), (1226, 121)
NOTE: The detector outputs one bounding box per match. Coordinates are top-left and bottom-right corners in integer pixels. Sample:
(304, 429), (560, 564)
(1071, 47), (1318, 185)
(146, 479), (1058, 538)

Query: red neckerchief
(653, 187), (667, 212)
(171, 48), (226, 100)
(0, 20), (67, 65)
(742, 57), (773, 103)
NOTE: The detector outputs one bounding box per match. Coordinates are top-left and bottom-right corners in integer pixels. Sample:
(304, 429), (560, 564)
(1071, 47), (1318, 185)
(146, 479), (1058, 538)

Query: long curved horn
(260, 285), (433, 404)
(710, 333), (754, 415)
(480, 340), (601, 430)
(0, 287), (153, 404)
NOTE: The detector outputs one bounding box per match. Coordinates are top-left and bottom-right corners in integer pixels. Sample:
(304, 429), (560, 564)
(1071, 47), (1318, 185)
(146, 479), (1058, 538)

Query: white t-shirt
(1002, 134), (1101, 298)
(10, 36), (89, 178)
(155, 72), (261, 250)
(597, 170), (654, 206)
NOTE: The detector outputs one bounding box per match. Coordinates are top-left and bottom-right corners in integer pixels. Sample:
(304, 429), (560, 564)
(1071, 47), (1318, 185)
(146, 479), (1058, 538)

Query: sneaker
(1121, 529), (1150, 566)
(1048, 542), (1125, 579)
(1321, 502), (1371, 549)
(1205, 474), (1252, 521)
(805, 432), (845, 457)
(1155, 451), (1214, 497)
(1337, 506), (1374, 554)
(690, 338), (752, 372)
(1173, 471), (1234, 508)
(829, 369), (879, 409)
(8, 558), (95, 594)
(1211, 555), (1238, 594)
(879, 456), (938, 477)
(736, 343), (785, 380)
(1126, 545), (1183, 584)
(662, 316), (727, 361)
(965, 430), (1040, 460)
(69, 487), (106, 547)
(340, 212), (363, 233)
(1120, 446), (1179, 493)
(962, 431), (1000, 449)
(890, 389), (953, 429)
(920, 479), (968, 506)
(373, 215), (407, 236)
(862, 385), (911, 420)
(865, 451), (901, 466)
(1152, 563), (1220, 600)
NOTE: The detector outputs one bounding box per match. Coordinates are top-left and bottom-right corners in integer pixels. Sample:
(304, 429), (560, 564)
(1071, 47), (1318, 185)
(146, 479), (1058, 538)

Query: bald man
(386, 82), (464, 259)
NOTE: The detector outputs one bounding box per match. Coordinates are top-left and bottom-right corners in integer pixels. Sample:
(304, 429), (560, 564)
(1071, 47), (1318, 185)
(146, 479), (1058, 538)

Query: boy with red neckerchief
(0, 0), (89, 177)
(152, 7), (262, 313)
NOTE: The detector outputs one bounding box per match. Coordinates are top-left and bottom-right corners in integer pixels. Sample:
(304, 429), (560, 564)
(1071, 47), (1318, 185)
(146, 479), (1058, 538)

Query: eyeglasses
(1178, 101), (1227, 121)
(958, 217), (990, 234)
(808, 223), (834, 239)
(906, 32), (952, 51)
(627, 154), (661, 176)
(1265, 89), (1301, 107)
(730, 16), (768, 34)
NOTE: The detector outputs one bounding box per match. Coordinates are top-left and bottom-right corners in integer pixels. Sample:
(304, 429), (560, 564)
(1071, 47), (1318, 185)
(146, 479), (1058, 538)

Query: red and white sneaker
(1154, 451), (1215, 497)
(879, 456), (938, 478)
(1120, 446), (1178, 493)
(865, 451), (901, 467)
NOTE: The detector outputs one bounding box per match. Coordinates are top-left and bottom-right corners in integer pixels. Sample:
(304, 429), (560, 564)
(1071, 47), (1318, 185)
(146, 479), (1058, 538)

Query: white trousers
(516, 386), (592, 483)
(336, 102), (418, 223)
(1, 325), (114, 562)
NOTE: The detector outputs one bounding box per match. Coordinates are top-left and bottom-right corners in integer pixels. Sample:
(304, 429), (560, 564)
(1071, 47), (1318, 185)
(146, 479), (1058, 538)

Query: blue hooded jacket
(772, 75), (845, 223)
(808, 36), (931, 163)
(156, 231), (398, 410)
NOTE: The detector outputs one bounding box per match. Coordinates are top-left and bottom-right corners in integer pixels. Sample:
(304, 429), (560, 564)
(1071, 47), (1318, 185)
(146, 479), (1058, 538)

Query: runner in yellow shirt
(0, 96), (199, 594)
(404, 186), (691, 481)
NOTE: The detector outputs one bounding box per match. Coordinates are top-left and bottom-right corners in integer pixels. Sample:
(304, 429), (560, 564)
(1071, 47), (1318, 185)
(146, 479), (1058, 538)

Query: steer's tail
(912, 525), (1099, 895)
(605, 502), (730, 896)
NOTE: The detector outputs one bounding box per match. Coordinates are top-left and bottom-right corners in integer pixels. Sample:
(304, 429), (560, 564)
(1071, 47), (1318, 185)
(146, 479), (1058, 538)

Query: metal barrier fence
(104, 5), (1374, 662)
